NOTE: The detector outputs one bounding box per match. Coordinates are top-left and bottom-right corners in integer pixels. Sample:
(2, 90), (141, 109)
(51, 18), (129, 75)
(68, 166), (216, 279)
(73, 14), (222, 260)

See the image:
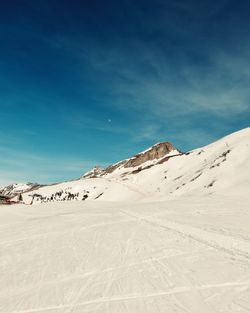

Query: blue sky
(0, 0), (250, 185)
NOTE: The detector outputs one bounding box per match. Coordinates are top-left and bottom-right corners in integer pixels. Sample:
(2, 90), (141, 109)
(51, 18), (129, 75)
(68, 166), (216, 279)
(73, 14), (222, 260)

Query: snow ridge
(17, 127), (250, 205)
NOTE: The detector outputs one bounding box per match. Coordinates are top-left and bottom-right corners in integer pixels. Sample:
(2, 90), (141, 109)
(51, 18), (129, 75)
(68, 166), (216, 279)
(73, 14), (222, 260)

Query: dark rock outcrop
(81, 142), (182, 178)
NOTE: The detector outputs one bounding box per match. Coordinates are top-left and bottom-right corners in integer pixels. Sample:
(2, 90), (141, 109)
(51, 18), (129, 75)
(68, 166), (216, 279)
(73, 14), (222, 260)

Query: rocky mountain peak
(123, 142), (178, 168)
(86, 141), (181, 176)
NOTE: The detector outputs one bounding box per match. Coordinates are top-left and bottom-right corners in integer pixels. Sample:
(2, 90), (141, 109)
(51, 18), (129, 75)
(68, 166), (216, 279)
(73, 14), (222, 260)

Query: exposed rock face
(105, 162), (124, 174)
(81, 142), (181, 178)
(124, 142), (178, 168)
(105, 142), (180, 174)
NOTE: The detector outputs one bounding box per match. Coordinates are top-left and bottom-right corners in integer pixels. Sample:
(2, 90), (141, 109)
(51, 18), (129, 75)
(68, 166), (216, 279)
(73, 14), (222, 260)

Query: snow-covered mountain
(0, 183), (42, 197)
(21, 127), (250, 204)
(81, 142), (181, 179)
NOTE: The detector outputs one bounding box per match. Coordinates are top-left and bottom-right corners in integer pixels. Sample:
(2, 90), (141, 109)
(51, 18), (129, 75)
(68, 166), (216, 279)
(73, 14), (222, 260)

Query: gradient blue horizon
(0, 0), (250, 185)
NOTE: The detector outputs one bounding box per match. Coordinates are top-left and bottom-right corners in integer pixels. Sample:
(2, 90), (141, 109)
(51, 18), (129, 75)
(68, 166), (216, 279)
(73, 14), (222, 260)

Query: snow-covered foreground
(1, 196), (250, 313)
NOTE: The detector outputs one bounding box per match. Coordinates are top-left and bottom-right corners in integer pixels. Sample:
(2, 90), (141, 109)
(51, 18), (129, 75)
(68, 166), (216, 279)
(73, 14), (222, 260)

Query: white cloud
(56, 36), (243, 132)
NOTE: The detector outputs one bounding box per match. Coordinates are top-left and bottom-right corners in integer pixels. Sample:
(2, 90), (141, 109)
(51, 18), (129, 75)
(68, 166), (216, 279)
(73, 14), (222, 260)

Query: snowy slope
(0, 183), (41, 197)
(120, 127), (250, 198)
(23, 127), (250, 204)
(1, 196), (250, 312)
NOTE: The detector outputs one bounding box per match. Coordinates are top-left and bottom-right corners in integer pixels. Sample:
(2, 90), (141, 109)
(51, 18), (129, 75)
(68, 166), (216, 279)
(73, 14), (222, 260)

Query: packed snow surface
(0, 196), (250, 313)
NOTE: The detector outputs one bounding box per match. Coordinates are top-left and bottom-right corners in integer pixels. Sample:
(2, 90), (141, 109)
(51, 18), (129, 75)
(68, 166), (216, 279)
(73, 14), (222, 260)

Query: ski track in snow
(5, 281), (250, 313)
(119, 209), (250, 262)
(1, 197), (250, 313)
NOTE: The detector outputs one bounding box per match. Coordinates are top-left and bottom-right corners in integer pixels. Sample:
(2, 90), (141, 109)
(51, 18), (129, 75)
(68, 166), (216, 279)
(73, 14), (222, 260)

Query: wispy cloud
(0, 139), (104, 185)
(84, 44), (250, 116)
(56, 34), (250, 149)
